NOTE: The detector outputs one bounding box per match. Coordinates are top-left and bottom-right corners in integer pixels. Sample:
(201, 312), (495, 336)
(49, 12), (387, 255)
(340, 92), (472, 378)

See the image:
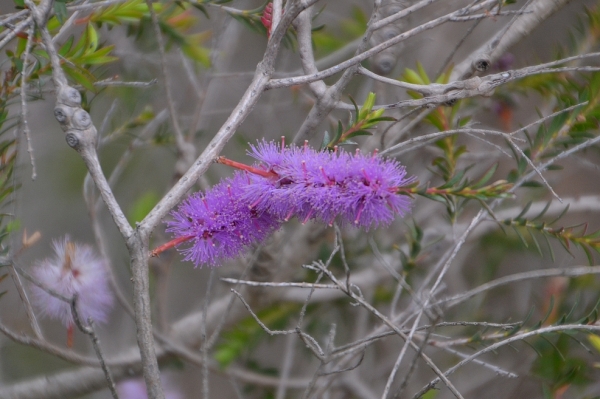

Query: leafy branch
(527, 73), (600, 161)
(499, 202), (600, 264)
(64, 0), (211, 66)
(397, 165), (514, 208)
(323, 92), (394, 149)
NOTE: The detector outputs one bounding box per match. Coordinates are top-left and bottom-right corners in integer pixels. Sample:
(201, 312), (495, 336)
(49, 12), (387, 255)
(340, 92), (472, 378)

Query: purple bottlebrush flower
(165, 172), (282, 267)
(243, 140), (413, 228)
(31, 237), (114, 329)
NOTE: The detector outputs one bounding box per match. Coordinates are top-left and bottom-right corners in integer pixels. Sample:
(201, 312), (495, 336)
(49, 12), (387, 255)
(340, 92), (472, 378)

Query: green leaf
(521, 181), (543, 188)
(402, 68), (425, 86)
(86, 23), (99, 51)
(416, 61), (430, 84)
(58, 36), (75, 56)
(191, 3), (210, 19)
(367, 116), (396, 124)
(332, 120), (343, 144)
(472, 164), (498, 189)
(77, 45), (118, 65)
(513, 226), (529, 248)
(549, 204), (570, 225)
(587, 334), (600, 354)
(54, 1), (68, 24)
(529, 231), (543, 256)
(348, 96), (359, 124)
(12, 58), (23, 73)
(70, 28), (88, 58)
(321, 130), (330, 150)
(63, 65), (96, 92)
(514, 201), (531, 220)
(421, 390), (439, 399)
(359, 92), (376, 120)
(581, 245), (594, 266)
(345, 130), (373, 139)
(532, 201), (552, 221)
(181, 44), (210, 67)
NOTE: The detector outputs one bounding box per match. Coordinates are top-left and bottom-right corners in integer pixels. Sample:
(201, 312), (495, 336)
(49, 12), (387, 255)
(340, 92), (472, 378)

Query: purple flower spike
(166, 172), (282, 267)
(245, 141), (413, 229)
(31, 237), (114, 328)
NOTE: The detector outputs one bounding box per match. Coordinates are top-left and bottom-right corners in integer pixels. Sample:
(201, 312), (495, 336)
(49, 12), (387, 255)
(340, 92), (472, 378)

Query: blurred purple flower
(244, 141), (413, 228)
(117, 374), (182, 399)
(165, 172), (282, 267)
(492, 53), (515, 72)
(31, 237), (114, 328)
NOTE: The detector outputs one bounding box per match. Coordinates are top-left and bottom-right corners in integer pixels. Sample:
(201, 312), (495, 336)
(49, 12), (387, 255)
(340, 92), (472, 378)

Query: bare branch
(412, 324), (600, 399)
(451, 0), (574, 80)
(144, 0), (195, 175)
(20, 23), (36, 180)
(140, 0), (319, 233)
(70, 296), (119, 399)
(269, 0), (498, 91)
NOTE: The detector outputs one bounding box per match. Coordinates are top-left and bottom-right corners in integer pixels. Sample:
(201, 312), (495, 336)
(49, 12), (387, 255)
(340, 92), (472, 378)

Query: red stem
(216, 156), (278, 179)
(150, 234), (195, 257)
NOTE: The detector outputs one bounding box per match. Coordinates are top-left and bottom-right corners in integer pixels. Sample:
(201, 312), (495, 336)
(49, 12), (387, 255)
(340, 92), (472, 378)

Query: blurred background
(1, 0), (600, 398)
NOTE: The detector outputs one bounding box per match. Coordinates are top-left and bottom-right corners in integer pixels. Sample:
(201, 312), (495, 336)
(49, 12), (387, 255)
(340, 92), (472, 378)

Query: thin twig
(438, 265), (600, 309)
(292, 0), (388, 143)
(140, 0), (319, 232)
(380, 127), (523, 156)
(93, 78), (158, 88)
(0, 9), (29, 27)
(70, 295), (119, 399)
(0, 319), (132, 367)
(438, 346), (518, 378)
(276, 332), (297, 399)
(19, 23), (36, 180)
(0, 18), (31, 51)
(312, 262), (465, 399)
(412, 324), (600, 398)
(52, 6), (82, 44)
(504, 136), (561, 202)
(451, 0), (570, 80)
(435, 19), (483, 78)
(221, 277), (339, 289)
(67, 0), (129, 10)
(270, 0), (499, 90)
(7, 262), (43, 339)
(144, 0), (195, 174)
(201, 269), (216, 399)
(231, 289), (296, 335)
(394, 317), (438, 399)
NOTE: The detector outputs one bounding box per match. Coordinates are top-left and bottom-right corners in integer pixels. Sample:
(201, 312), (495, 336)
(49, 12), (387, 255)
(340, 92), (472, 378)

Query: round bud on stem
(54, 105), (73, 127)
(72, 109), (92, 130)
(65, 132), (79, 148)
(473, 56), (492, 72)
(57, 86), (82, 107)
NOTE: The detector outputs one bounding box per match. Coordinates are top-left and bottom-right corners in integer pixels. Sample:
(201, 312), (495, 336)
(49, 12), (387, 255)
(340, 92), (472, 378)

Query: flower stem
(150, 234), (195, 257)
(216, 156), (278, 179)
